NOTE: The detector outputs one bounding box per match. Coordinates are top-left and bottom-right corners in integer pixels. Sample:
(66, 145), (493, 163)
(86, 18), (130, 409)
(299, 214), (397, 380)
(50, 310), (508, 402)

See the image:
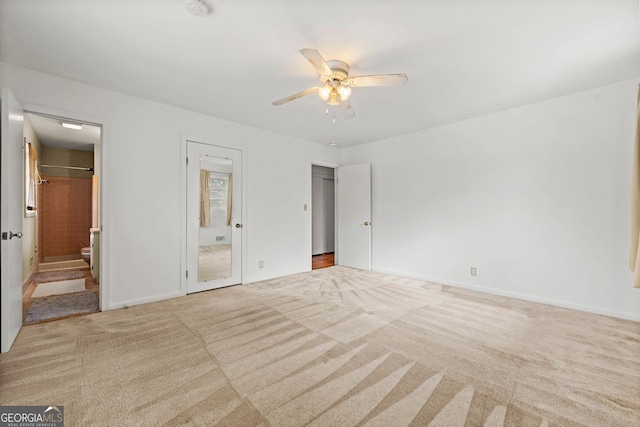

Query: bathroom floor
(22, 265), (100, 324)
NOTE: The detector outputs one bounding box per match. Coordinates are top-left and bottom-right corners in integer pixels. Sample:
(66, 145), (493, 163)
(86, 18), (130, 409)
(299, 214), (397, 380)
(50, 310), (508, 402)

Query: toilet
(81, 247), (91, 264)
(80, 229), (100, 281)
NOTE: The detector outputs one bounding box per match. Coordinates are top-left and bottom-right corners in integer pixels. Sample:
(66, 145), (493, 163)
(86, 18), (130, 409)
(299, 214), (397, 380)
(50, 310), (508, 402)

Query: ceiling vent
(185, 0), (208, 16)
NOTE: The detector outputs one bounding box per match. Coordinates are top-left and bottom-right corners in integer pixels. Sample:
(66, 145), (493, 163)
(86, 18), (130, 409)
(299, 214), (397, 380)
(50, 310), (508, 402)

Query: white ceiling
(2, 0), (639, 147)
(26, 114), (100, 151)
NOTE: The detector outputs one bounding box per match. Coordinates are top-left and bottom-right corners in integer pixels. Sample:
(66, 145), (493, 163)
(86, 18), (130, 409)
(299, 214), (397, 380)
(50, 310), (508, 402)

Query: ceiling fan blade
(299, 49), (333, 77)
(272, 87), (320, 106)
(347, 73), (408, 87)
(338, 100), (356, 119)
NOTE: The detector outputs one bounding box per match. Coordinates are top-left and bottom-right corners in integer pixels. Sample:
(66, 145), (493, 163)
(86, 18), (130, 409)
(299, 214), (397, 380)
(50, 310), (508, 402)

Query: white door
(337, 163), (371, 270)
(1, 88), (24, 353)
(187, 141), (242, 293)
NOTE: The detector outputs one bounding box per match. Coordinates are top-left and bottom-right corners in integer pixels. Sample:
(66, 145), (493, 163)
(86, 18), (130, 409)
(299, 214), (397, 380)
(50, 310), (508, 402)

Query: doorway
(310, 162), (372, 272)
(21, 112), (102, 324)
(311, 165), (335, 270)
(186, 140), (243, 293)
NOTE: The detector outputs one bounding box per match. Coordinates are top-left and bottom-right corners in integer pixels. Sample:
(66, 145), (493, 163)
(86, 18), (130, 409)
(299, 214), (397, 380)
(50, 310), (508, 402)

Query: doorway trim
(309, 160), (339, 271)
(180, 134), (247, 295)
(21, 102), (110, 312)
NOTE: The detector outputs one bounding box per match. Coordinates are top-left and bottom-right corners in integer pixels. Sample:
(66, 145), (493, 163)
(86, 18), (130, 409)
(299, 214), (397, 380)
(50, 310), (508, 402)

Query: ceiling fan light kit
(273, 48), (408, 121)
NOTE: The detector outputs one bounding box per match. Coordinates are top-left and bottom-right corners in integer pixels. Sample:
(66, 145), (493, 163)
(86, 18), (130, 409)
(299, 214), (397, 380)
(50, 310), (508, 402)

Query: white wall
(343, 78), (640, 321)
(2, 63), (339, 309)
(245, 139), (338, 282)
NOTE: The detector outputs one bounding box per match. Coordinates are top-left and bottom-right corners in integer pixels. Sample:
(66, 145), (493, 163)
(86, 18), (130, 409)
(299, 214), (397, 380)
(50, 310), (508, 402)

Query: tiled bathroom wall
(38, 176), (93, 262)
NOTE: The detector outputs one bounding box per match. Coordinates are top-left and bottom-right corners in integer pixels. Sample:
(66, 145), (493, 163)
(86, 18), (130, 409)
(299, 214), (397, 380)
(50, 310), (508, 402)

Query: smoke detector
(185, 0), (208, 16)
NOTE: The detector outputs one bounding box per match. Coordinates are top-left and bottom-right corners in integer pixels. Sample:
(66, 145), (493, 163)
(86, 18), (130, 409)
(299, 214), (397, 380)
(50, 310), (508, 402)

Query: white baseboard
(106, 290), (184, 311)
(373, 267), (640, 323)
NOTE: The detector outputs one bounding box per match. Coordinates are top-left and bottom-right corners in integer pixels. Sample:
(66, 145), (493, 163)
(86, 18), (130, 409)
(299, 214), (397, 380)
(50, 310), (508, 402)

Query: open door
(1, 88), (25, 352)
(337, 163), (371, 270)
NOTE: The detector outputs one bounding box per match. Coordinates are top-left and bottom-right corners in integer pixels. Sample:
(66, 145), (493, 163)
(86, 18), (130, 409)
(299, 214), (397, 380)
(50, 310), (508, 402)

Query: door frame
(309, 160), (339, 271)
(180, 135), (247, 295)
(20, 102), (110, 312)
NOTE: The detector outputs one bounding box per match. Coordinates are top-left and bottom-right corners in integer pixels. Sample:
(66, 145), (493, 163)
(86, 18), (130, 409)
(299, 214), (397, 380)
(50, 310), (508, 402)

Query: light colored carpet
(199, 244), (231, 282)
(31, 278), (86, 298)
(24, 291), (99, 324)
(2, 266), (639, 426)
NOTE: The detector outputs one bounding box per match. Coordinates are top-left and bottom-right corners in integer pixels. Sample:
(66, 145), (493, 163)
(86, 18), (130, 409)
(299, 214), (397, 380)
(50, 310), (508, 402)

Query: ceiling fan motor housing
(323, 60), (350, 82)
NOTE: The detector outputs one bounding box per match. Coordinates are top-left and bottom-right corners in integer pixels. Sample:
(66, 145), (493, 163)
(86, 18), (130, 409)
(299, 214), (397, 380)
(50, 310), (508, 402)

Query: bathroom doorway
(20, 112), (102, 324)
(311, 164), (336, 270)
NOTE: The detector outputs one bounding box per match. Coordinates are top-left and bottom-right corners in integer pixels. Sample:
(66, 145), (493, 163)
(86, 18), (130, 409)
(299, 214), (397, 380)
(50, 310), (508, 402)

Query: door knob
(9, 231), (23, 239)
(364, 222), (370, 226)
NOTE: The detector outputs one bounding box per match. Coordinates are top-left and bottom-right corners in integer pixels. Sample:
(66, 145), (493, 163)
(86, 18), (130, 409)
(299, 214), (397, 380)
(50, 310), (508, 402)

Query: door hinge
(186, 270), (189, 279)
(186, 157), (189, 165)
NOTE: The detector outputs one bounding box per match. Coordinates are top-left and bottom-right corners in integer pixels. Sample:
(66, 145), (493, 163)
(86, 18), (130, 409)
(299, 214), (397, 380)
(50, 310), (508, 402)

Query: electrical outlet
(470, 267), (477, 276)
(259, 261), (264, 268)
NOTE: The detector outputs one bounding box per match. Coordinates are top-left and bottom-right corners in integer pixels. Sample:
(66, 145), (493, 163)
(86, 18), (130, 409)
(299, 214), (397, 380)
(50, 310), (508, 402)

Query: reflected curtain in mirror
(200, 170), (211, 227)
(25, 142), (38, 216)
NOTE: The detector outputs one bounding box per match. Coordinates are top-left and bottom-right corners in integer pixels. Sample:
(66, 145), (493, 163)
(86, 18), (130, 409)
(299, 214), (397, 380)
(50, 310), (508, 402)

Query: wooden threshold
(312, 253), (334, 270)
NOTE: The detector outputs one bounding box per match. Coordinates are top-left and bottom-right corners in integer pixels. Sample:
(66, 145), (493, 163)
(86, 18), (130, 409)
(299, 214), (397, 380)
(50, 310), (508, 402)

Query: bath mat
(34, 269), (86, 283)
(31, 278), (86, 298)
(25, 292), (99, 324)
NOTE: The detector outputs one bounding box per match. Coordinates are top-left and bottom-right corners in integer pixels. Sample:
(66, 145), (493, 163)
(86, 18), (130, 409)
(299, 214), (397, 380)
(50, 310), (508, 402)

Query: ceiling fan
(272, 49), (408, 119)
